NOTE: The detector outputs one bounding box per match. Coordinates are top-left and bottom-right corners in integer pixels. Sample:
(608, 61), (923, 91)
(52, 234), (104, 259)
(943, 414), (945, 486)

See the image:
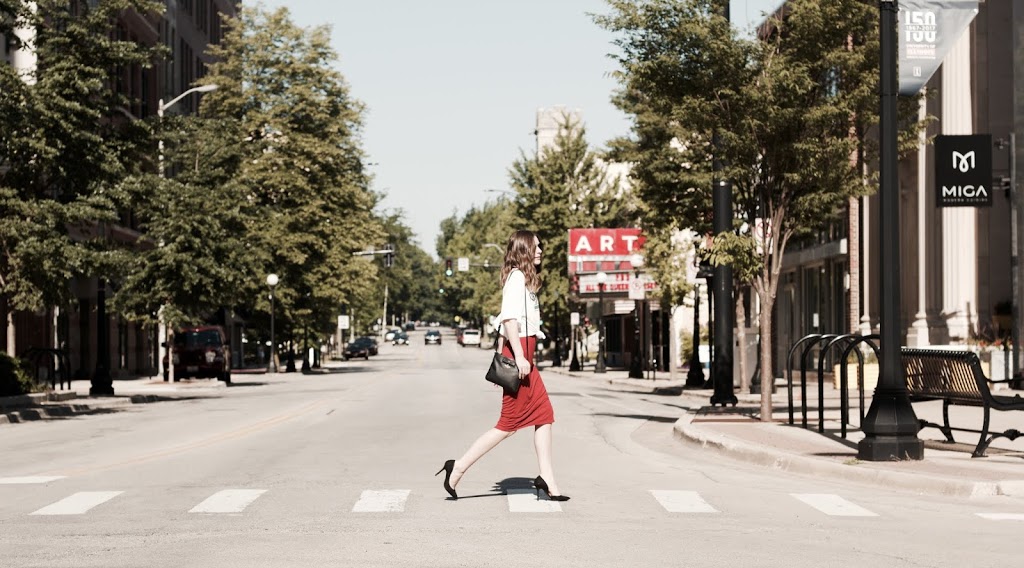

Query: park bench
(902, 348), (1024, 457)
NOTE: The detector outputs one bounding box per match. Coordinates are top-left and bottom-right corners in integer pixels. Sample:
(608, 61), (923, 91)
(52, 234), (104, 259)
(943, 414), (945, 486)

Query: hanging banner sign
(898, 0), (979, 96)
(934, 134), (992, 207)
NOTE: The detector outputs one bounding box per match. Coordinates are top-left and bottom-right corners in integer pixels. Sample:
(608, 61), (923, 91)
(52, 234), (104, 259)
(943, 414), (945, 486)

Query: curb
(672, 415), (1024, 499)
(0, 394), (163, 425)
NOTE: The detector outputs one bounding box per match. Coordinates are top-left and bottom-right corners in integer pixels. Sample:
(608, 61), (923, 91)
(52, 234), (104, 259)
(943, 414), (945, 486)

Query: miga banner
(898, 0), (979, 96)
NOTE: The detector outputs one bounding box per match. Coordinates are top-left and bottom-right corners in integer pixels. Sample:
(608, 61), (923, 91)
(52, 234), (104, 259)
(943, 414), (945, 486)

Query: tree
(0, 0), (164, 353)
(511, 113), (635, 351)
(195, 5), (384, 342)
(436, 200), (517, 330)
(598, 0), (925, 418)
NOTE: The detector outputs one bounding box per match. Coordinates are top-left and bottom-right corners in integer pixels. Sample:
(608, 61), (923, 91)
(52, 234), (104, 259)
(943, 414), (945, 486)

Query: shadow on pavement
(591, 412), (679, 424)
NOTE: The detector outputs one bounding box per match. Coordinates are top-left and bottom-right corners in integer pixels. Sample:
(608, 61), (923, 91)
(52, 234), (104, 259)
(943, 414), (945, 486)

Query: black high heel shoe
(534, 476), (570, 501)
(435, 459), (458, 499)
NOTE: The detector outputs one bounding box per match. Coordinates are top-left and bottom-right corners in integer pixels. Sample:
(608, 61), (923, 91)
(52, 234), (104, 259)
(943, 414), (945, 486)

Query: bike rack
(786, 333), (882, 438)
(786, 334), (839, 428)
(20, 347), (72, 391)
(838, 334), (881, 435)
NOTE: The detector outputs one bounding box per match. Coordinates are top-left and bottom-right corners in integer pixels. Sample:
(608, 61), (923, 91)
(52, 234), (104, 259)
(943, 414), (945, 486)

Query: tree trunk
(758, 295), (775, 421)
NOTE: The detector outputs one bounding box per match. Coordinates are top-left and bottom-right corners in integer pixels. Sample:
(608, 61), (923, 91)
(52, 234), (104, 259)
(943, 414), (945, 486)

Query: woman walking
(436, 230), (569, 501)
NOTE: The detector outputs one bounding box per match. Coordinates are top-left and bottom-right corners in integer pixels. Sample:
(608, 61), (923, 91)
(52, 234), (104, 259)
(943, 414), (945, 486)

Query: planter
(832, 363), (879, 391)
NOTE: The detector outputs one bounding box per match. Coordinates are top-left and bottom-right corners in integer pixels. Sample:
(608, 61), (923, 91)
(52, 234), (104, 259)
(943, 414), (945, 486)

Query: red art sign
(567, 228), (645, 261)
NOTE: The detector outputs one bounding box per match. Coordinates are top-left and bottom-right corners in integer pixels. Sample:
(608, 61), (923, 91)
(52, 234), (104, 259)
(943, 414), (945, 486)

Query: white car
(461, 329), (481, 347)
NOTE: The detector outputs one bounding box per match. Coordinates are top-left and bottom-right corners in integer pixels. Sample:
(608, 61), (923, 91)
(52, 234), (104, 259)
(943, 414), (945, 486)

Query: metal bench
(902, 348), (1024, 457)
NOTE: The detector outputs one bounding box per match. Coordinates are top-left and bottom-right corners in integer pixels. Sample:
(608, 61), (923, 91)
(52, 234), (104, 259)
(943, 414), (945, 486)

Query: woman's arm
(503, 319), (531, 378)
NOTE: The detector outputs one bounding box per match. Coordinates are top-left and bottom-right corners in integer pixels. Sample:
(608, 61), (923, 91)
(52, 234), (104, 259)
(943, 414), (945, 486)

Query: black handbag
(485, 352), (521, 394)
(485, 284), (529, 394)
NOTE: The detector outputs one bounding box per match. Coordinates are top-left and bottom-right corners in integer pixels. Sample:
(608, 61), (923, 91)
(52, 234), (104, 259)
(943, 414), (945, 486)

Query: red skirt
(495, 336), (555, 432)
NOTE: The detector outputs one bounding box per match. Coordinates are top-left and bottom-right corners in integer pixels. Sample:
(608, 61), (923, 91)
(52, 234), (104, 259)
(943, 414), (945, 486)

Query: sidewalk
(543, 363), (1024, 499)
(0, 374), (234, 425)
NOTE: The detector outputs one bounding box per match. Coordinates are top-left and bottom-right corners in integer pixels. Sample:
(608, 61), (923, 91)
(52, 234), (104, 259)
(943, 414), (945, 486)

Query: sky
(260, 0), (782, 255)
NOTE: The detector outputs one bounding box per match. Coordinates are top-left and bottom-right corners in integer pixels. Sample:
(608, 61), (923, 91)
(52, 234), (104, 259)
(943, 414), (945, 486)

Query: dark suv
(163, 326), (231, 383)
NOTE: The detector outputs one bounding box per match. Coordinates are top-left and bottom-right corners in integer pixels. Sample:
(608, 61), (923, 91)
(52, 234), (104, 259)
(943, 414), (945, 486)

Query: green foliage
(0, 352), (33, 397)
(0, 0), (165, 317)
(599, 0), (927, 388)
(435, 201), (516, 326)
(511, 112), (636, 331)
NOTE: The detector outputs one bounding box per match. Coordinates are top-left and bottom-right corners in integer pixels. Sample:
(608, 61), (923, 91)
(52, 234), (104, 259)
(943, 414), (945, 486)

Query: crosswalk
(2, 476), (1022, 520)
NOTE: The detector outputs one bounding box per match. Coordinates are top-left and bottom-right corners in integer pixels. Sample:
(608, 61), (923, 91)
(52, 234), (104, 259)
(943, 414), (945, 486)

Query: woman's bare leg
(533, 423), (561, 495)
(451, 428), (515, 488)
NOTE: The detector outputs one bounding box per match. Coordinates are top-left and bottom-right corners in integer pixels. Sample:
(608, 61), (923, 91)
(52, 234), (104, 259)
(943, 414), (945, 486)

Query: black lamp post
(857, 0), (923, 461)
(266, 273), (279, 373)
(595, 272), (607, 374)
(569, 305), (581, 371)
(686, 282), (705, 387)
(90, 279), (114, 396)
(629, 254), (644, 378)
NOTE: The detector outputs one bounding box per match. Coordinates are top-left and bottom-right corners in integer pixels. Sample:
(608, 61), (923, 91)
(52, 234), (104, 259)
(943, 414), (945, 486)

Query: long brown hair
(500, 230), (541, 292)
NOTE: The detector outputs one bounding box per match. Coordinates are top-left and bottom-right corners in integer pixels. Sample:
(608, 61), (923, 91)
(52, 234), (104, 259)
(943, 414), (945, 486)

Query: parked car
(163, 325), (231, 383)
(353, 336), (379, 355)
(425, 330), (442, 345)
(392, 332), (409, 346)
(460, 329), (481, 347)
(342, 341), (370, 360)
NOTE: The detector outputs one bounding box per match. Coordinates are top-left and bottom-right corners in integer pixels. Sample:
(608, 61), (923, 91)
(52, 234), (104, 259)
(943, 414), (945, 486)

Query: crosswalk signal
(445, 258), (453, 277)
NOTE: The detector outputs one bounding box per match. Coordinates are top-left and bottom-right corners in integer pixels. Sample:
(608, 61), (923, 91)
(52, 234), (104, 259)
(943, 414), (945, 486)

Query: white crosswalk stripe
(0, 476), (65, 485)
(650, 490), (718, 513)
(976, 513), (1024, 521)
(791, 493), (878, 517)
(506, 488), (562, 512)
(30, 491), (123, 515)
(189, 489), (267, 514)
(352, 490), (411, 512)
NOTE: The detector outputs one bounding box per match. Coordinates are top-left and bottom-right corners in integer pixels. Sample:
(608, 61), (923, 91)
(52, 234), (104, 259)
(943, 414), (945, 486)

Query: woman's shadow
(445, 477), (537, 500)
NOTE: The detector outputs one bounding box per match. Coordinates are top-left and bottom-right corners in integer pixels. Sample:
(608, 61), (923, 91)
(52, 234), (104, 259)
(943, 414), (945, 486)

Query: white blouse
(494, 269), (545, 339)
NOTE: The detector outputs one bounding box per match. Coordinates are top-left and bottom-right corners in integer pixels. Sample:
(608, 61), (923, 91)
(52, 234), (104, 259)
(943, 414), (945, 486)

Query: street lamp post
(595, 272), (608, 374)
(857, 0), (922, 461)
(686, 282), (705, 387)
(155, 83), (218, 384)
(266, 273), (279, 373)
(569, 305), (581, 371)
(629, 254), (644, 379)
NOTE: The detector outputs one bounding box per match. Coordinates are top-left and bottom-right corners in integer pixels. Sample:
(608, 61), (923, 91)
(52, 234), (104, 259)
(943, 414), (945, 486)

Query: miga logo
(953, 150), (975, 173)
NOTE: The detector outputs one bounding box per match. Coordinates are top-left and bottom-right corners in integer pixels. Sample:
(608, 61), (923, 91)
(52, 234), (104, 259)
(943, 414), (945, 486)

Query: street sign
(570, 312), (580, 326)
(458, 257), (470, 272)
(337, 315), (350, 330)
(628, 274), (646, 300)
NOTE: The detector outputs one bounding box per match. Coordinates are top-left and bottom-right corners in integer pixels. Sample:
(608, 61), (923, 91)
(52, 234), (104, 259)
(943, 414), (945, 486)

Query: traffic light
(445, 258), (453, 277)
(384, 252), (394, 268)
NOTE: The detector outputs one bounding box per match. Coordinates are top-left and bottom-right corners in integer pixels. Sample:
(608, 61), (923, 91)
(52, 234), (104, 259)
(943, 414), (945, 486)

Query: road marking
(791, 494), (878, 517)
(30, 491), (123, 515)
(0, 476), (65, 485)
(52, 399), (330, 478)
(977, 513), (1024, 521)
(352, 490), (411, 512)
(650, 490), (718, 513)
(189, 489), (267, 513)
(507, 489), (562, 513)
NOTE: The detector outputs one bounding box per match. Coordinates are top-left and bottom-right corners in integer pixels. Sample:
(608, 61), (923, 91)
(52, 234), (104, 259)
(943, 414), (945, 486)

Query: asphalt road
(1, 328), (1021, 567)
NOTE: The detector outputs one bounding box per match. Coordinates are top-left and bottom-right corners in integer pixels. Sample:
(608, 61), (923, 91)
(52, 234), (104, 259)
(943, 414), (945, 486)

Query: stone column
(909, 92), (931, 346)
(859, 191), (873, 337)
(940, 34), (978, 341)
